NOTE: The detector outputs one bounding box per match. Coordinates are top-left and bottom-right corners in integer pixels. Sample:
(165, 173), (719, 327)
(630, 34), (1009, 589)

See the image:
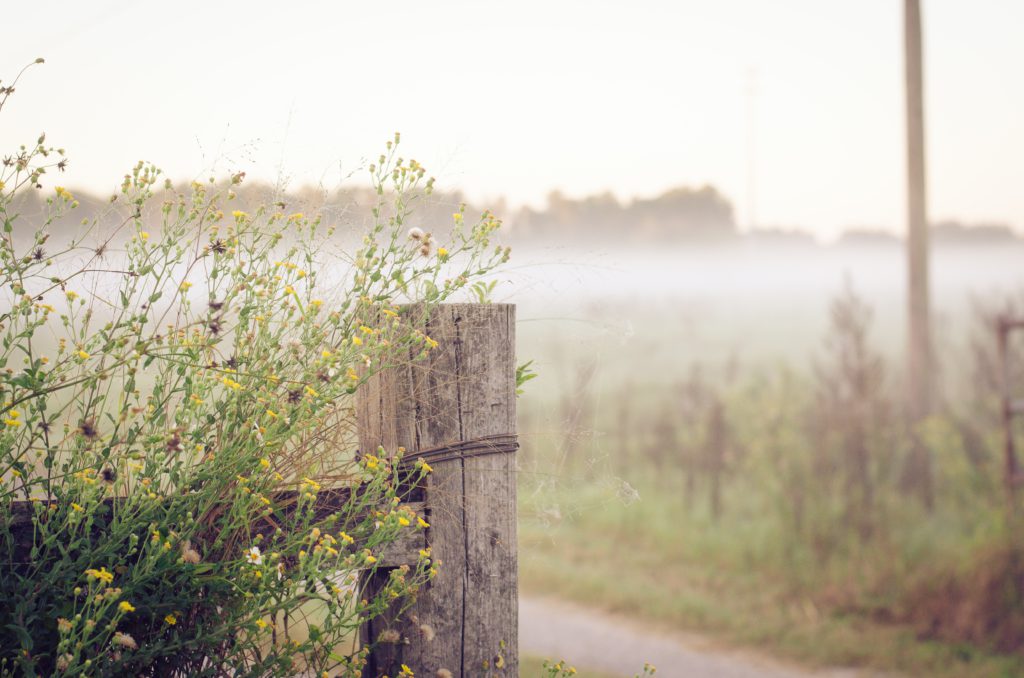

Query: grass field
(518, 477), (1024, 678)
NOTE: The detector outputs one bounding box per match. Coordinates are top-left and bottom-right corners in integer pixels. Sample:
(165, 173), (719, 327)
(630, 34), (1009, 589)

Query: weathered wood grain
(357, 304), (518, 677)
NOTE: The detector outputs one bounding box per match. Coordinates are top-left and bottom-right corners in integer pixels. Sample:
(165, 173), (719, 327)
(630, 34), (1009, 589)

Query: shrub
(0, 62), (508, 676)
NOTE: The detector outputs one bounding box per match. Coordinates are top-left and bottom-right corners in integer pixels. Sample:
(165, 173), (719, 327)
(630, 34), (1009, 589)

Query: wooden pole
(905, 0), (933, 508)
(357, 304), (518, 677)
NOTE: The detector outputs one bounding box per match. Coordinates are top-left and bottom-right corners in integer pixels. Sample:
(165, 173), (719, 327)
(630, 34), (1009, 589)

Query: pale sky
(2, 0), (1022, 238)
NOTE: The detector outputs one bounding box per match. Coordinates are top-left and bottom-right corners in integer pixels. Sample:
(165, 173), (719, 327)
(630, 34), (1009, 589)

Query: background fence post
(357, 303), (518, 677)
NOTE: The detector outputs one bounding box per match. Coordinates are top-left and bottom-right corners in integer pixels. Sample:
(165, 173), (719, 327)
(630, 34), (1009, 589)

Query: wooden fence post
(356, 304), (518, 677)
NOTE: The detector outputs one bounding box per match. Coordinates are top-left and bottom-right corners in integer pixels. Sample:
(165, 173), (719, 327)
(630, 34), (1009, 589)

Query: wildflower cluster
(0, 66), (506, 677)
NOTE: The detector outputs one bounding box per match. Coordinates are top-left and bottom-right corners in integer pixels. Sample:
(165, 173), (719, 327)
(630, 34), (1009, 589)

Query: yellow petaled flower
(359, 325), (373, 335)
(180, 281), (192, 291)
(365, 554), (377, 565)
(417, 459), (433, 474)
(284, 285), (295, 295)
(255, 619), (268, 629)
(164, 614), (177, 625)
(118, 601), (136, 613)
(310, 299), (323, 309)
(287, 212), (304, 222)
(65, 291), (79, 301)
(438, 247), (448, 258)
(76, 350), (90, 360)
(265, 410), (278, 419)
(398, 516), (410, 527)
(417, 517), (430, 529)
(351, 336), (363, 346)
(139, 231), (150, 241)
(71, 503), (84, 512)
(85, 567), (114, 584)
(305, 386), (318, 397)
(232, 210), (248, 219)
(321, 350), (332, 358)
(259, 458), (270, 469)
(339, 531), (354, 544)
(4, 418), (20, 427)
(221, 376), (242, 391)
(400, 665), (415, 677)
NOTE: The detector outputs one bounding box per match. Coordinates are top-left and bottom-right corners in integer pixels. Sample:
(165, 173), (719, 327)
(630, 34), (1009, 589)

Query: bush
(0, 62), (508, 676)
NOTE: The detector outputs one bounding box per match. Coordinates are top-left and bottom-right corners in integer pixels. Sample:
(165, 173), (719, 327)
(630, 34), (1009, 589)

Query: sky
(2, 0), (1022, 238)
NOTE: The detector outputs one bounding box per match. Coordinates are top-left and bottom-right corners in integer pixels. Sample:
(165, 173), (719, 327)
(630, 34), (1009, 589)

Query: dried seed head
(181, 540), (202, 564)
(112, 632), (138, 650)
(378, 628), (401, 643)
(77, 418), (99, 441)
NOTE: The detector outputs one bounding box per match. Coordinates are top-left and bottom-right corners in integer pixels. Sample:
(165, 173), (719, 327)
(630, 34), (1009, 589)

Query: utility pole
(905, 0), (933, 508)
(745, 68), (758, 231)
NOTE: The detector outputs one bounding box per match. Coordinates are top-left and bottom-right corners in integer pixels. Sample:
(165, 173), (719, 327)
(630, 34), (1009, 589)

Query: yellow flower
(4, 418), (20, 428)
(255, 618), (268, 629)
(71, 503), (84, 512)
(351, 336), (363, 346)
(265, 410), (278, 419)
(310, 299), (323, 309)
(65, 291), (79, 301)
(232, 210), (248, 219)
(365, 553), (377, 565)
(139, 231), (150, 241)
(85, 567), (114, 584)
(452, 212), (463, 224)
(339, 531), (354, 545)
(304, 386), (319, 398)
(417, 459), (433, 474)
(180, 281), (192, 291)
(118, 601), (136, 613)
(400, 665), (415, 677)
(76, 350), (90, 360)
(438, 247), (449, 258)
(164, 614), (177, 625)
(259, 458), (270, 469)
(284, 285), (295, 295)
(221, 376), (242, 391)
(321, 350), (332, 358)
(398, 516), (410, 527)
(287, 212), (304, 222)
(417, 517), (430, 529)
(359, 325), (373, 335)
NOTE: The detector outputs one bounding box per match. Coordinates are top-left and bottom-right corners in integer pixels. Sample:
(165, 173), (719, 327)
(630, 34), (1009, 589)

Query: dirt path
(519, 596), (879, 678)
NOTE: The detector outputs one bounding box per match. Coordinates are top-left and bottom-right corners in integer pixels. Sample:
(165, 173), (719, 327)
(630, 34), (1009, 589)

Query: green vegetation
(0, 63), (508, 676)
(518, 283), (1024, 677)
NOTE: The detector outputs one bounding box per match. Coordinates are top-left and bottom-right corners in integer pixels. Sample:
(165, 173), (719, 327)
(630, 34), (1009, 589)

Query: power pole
(905, 0), (933, 508)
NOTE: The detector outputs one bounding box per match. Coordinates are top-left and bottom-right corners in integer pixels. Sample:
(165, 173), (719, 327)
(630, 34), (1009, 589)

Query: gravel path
(519, 596), (879, 678)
